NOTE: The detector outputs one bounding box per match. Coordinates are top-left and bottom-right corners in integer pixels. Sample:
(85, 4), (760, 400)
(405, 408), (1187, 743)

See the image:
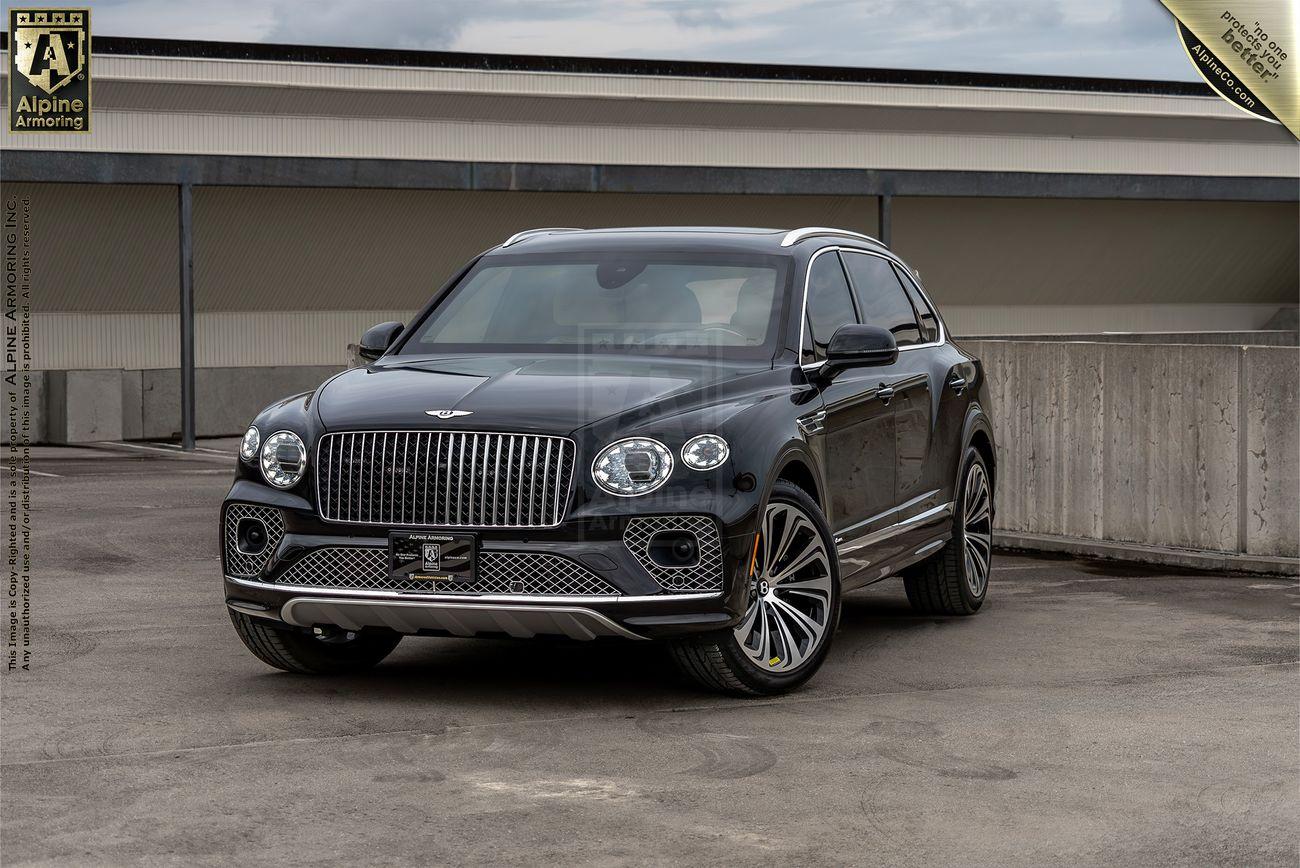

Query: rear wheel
(229, 609), (402, 674)
(903, 447), (992, 615)
(669, 481), (841, 696)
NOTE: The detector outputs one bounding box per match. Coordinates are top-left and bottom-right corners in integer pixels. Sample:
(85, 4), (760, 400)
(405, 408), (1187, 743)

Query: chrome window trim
(500, 227), (582, 247)
(225, 574), (723, 604)
(798, 245), (947, 372)
(313, 429), (577, 529)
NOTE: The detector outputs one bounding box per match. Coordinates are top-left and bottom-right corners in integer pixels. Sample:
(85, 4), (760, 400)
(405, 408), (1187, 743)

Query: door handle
(876, 386), (895, 404)
(947, 375), (968, 395)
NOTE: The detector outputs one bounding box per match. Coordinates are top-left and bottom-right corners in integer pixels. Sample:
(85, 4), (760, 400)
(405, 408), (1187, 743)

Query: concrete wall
(961, 330), (1298, 346)
(37, 365), (341, 444)
(967, 340), (1299, 559)
(17, 342), (1300, 561)
(1, 371), (46, 446)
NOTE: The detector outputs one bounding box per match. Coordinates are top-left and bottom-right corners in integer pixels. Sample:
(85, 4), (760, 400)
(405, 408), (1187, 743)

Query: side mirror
(823, 324), (898, 378)
(354, 321), (404, 363)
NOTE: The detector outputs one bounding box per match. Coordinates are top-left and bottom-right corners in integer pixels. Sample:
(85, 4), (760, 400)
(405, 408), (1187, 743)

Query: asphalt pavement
(2, 441), (1296, 866)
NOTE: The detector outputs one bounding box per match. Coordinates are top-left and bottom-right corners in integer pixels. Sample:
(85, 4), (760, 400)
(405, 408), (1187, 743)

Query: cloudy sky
(7, 0), (1198, 81)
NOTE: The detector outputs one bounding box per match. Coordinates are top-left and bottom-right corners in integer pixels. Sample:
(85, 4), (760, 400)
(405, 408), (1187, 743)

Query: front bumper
(222, 483), (757, 640)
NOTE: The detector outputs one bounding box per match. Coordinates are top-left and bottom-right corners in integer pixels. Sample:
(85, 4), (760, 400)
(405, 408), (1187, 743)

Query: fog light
(236, 517), (269, 555)
(648, 531), (699, 568)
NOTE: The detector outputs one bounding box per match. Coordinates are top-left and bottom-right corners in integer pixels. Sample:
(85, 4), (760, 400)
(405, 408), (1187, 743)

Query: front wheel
(903, 446), (993, 615)
(669, 481), (841, 696)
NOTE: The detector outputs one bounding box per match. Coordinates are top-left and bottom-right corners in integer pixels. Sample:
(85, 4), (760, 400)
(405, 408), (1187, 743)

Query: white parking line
(1, 466), (60, 478)
(101, 441), (235, 458)
(148, 442), (237, 457)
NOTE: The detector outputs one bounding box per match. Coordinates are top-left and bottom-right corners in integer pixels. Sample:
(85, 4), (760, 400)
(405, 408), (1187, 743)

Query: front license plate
(389, 531), (476, 591)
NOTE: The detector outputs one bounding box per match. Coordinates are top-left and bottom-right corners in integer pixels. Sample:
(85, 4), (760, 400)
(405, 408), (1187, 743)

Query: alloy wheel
(734, 501), (834, 673)
(962, 462), (993, 596)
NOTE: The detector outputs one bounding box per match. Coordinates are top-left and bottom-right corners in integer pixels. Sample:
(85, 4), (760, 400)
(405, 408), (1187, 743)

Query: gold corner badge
(1161, 1), (1296, 138)
(8, 8), (91, 133)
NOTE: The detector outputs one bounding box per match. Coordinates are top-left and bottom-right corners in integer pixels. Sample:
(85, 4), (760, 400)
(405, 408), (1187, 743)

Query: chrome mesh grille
(274, 548), (620, 597)
(624, 516), (725, 592)
(316, 431), (575, 528)
(223, 503), (284, 578)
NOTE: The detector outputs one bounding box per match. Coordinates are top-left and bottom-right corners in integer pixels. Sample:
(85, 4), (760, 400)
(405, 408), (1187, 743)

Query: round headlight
(681, 434), (730, 470)
(239, 426), (260, 463)
(260, 430), (308, 489)
(592, 437), (673, 496)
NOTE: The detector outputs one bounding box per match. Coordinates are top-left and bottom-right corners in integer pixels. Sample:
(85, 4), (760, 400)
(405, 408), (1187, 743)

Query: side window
(892, 264), (939, 344)
(841, 252), (922, 347)
(803, 252), (858, 363)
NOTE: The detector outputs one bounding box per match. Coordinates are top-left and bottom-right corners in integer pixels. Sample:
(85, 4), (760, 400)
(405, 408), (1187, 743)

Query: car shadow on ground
(232, 583), (973, 704)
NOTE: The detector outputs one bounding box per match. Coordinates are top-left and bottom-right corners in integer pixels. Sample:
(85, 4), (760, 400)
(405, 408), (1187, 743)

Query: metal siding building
(1, 37), (1297, 372)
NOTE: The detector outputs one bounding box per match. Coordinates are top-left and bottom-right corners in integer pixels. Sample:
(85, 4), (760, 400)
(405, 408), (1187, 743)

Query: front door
(802, 250), (901, 582)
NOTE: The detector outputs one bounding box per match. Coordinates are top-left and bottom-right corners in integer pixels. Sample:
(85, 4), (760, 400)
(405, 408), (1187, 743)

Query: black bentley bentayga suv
(222, 226), (995, 695)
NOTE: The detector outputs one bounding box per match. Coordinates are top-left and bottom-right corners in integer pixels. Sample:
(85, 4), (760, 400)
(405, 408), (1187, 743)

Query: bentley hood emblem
(425, 409), (473, 419)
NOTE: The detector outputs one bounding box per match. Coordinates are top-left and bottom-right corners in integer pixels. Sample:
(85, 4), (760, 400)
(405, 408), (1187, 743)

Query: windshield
(400, 253), (790, 360)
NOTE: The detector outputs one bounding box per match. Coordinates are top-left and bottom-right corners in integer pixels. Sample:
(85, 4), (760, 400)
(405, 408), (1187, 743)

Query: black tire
(669, 480), (841, 696)
(228, 609), (402, 674)
(903, 446), (993, 616)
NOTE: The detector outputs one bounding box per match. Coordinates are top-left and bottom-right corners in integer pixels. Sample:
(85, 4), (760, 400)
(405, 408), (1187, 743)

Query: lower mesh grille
(223, 503), (285, 578)
(273, 548), (621, 597)
(623, 515), (725, 592)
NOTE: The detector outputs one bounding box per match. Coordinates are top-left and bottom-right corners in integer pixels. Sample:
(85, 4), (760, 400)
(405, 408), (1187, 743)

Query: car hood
(315, 354), (768, 434)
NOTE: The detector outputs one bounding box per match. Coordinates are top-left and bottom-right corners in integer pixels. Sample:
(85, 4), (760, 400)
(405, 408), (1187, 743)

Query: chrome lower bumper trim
(225, 575), (722, 605)
(278, 596), (648, 641)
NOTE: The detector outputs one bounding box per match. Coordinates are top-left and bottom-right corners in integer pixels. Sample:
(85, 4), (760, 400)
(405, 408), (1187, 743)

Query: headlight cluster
(592, 438), (673, 496)
(239, 426), (260, 462)
(591, 434), (729, 496)
(681, 434), (729, 470)
(249, 428), (308, 489)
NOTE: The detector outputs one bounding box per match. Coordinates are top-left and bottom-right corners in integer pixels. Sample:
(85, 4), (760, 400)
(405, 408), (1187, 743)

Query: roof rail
(779, 227), (884, 248)
(500, 227), (583, 248)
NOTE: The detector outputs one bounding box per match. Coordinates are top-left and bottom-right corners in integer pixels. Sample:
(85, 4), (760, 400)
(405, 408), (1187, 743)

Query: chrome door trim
(836, 500), (953, 556)
(834, 488), (940, 542)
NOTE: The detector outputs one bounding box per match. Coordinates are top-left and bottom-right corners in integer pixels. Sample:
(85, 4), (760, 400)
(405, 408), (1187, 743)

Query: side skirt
(840, 530), (952, 592)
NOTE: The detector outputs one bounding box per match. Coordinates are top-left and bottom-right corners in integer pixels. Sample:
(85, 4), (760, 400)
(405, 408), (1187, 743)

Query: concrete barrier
(45, 369), (122, 443)
(1, 370), (46, 445)
(131, 365), (342, 440)
(15, 345), (1300, 567)
(960, 330), (1298, 346)
(964, 340), (1299, 565)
